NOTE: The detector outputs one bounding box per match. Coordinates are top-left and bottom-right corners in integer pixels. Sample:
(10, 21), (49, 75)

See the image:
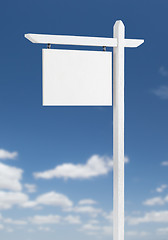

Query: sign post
(113, 20), (125, 240)
(25, 20), (144, 240)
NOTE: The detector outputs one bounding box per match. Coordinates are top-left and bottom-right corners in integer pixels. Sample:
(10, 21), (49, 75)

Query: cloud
(102, 226), (113, 235)
(127, 211), (168, 225)
(143, 195), (168, 206)
(88, 219), (99, 225)
(161, 161), (168, 166)
(157, 227), (168, 235)
(124, 156), (130, 164)
(64, 215), (81, 224)
(24, 184), (36, 193)
(0, 162), (23, 191)
(103, 211), (113, 222)
(0, 214), (27, 227)
(29, 214), (81, 226)
(22, 191), (73, 209)
(3, 218), (27, 225)
(34, 155), (129, 180)
(36, 192), (73, 208)
(152, 85), (168, 99)
(82, 223), (101, 231)
(143, 197), (165, 206)
(156, 184), (167, 193)
(0, 149), (18, 160)
(0, 224), (4, 230)
(159, 66), (168, 77)
(0, 191), (28, 210)
(34, 155), (112, 180)
(78, 199), (97, 205)
(38, 226), (52, 232)
(21, 201), (37, 208)
(6, 228), (14, 232)
(66, 206), (102, 217)
(30, 215), (61, 224)
(125, 231), (138, 236)
(80, 222), (112, 236)
(125, 231), (149, 237)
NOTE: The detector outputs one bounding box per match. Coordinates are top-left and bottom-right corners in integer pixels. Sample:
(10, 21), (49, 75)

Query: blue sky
(0, 0), (168, 239)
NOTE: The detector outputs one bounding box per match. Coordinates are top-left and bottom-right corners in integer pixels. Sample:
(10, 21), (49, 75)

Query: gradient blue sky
(0, 0), (168, 239)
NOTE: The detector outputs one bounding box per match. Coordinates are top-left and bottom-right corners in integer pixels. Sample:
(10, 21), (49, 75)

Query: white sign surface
(42, 49), (112, 106)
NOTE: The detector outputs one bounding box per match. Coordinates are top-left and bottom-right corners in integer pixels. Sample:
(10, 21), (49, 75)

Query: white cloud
(21, 201), (37, 208)
(24, 184), (36, 193)
(156, 184), (167, 193)
(0, 149), (18, 160)
(80, 222), (112, 236)
(125, 231), (137, 236)
(102, 225), (113, 235)
(34, 155), (129, 180)
(36, 192), (73, 208)
(30, 214), (81, 226)
(0, 224), (4, 230)
(127, 211), (168, 225)
(0, 162), (23, 191)
(22, 191), (73, 210)
(143, 195), (168, 206)
(159, 66), (168, 77)
(143, 197), (165, 206)
(30, 215), (61, 224)
(64, 215), (81, 224)
(88, 219), (99, 225)
(84, 231), (98, 236)
(4, 218), (27, 225)
(124, 156), (130, 164)
(161, 161), (168, 166)
(152, 85), (168, 99)
(28, 229), (35, 232)
(103, 211), (113, 222)
(0, 214), (27, 229)
(80, 222), (101, 236)
(67, 206), (102, 217)
(125, 231), (149, 237)
(6, 228), (13, 232)
(38, 226), (52, 232)
(140, 231), (149, 237)
(78, 199), (97, 205)
(0, 191), (28, 210)
(34, 155), (112, 180)
(157, 227), (168, 235)
(82, 223), (101, 231)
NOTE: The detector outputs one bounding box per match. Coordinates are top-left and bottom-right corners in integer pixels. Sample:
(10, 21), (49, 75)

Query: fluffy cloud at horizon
(0, 147), (168, 239)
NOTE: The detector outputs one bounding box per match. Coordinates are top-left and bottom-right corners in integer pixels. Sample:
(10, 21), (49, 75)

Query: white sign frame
(25, 20), (144, 240)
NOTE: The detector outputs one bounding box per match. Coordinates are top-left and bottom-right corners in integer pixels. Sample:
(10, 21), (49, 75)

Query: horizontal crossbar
(25, 34), (144, 48)
(25, 34), (117, 47)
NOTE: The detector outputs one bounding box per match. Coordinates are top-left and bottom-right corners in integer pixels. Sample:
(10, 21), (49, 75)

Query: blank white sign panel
(42, 49), (112, 106)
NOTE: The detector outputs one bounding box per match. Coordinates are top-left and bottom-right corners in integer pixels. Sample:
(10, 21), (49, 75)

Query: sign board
(42, 49), (112, 106)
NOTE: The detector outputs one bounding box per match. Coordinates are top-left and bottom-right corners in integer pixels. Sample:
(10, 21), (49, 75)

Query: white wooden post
(113, 20), (125, 240)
